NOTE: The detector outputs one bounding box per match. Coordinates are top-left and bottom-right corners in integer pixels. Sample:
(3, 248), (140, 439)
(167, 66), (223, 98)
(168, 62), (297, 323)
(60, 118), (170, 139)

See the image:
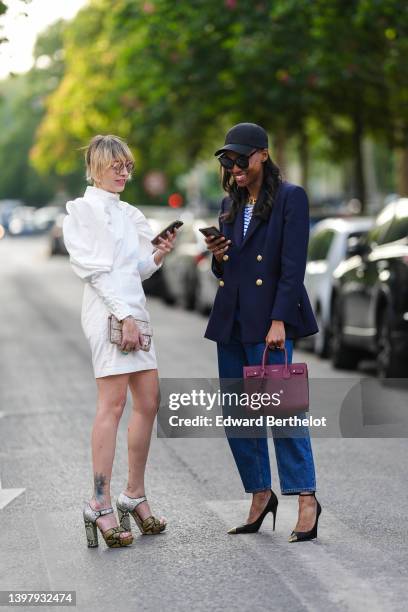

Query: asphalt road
(0, 236), (407, 612)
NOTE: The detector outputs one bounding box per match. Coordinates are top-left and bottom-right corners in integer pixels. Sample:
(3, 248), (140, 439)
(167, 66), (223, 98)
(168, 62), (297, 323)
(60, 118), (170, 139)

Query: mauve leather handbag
(243, 345), (309, 416)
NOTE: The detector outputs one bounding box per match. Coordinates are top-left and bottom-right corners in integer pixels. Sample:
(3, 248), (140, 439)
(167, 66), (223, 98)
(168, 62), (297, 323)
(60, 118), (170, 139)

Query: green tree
(0, 20), (73, 203)
(306, 0), (408, 204)
(30, 0), (408, 207)
(31, 0), (319, 195)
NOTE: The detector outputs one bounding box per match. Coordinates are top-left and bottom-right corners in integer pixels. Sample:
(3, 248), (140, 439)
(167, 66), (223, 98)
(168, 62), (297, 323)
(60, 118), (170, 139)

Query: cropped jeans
(216, 317), (316, 495)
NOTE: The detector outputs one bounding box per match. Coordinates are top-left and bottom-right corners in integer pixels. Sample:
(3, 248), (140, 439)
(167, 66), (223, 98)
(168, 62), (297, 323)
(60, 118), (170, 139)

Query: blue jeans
(216, 318), (316, 494)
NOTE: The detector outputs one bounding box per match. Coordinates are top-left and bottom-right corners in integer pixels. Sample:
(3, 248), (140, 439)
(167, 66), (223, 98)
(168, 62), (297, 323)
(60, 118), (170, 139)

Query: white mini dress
(63, 185), (163, 378)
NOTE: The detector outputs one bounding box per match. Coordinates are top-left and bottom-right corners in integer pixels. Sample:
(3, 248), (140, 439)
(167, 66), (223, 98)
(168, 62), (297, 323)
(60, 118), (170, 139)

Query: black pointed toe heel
(288, 492), (321, 543)
(228, 489), (278, 534)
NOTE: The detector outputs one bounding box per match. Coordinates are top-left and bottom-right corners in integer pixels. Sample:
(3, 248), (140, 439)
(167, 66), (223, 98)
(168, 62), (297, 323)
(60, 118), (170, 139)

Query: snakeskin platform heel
(116, 492), (167, 535)
(83, 501), (134, 548)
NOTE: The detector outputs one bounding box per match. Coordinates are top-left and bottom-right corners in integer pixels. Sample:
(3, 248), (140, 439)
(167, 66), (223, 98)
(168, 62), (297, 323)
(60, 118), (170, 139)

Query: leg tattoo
(94, 472), (107, 503)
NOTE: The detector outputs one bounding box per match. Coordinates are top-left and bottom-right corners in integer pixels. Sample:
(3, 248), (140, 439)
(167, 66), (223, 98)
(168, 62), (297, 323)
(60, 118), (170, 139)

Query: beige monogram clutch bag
(108, 315), (152, 351)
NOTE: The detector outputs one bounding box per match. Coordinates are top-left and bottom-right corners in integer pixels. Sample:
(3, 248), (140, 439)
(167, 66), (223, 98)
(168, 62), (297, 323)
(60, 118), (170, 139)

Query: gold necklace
(248, 196), (257, 205)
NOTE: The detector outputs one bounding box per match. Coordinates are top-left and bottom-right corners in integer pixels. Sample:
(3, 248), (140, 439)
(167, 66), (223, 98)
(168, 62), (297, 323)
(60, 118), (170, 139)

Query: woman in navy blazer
(204, 123), (322, 542)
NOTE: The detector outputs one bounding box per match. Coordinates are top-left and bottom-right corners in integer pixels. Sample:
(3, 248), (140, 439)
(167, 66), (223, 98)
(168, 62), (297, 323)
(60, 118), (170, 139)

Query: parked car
(8, 206), (37, 236)
(159, 216), (215, 309)
(304, 216), (374, 356)
(140, 213), (173, 302)
(34, 206), (63, 234)
(195, 249), (218, 315)
(49, 212), (68, 255)
(138, 206), (182, 302)
(0, 199), (22, 233)
(330, 197), (408, 377)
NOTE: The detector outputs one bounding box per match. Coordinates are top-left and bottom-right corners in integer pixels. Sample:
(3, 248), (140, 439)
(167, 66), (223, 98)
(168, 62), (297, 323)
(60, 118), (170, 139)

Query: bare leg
(123, 368), (163, 522)
(89, 373), (132, 539)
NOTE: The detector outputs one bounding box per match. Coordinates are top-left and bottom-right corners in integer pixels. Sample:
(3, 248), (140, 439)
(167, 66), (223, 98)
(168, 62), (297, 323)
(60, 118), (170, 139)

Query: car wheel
(313, 310), (329, 358)
(161, 274), (176, 306)
(330, 299), (361, 370)
(197, 294), (211, 316)
(181, 272), (197, 310)
(49, 238), (58, 256)
(376, 307), (407, 378)
(163, 286), (176, 305)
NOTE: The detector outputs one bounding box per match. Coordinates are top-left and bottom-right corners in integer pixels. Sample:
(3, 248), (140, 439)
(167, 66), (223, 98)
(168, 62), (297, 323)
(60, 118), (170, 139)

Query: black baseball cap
(214, 122), (269, 157)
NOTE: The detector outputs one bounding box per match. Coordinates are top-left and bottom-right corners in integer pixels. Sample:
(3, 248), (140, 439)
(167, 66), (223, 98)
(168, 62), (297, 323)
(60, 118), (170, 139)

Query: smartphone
(151, 220), (183, 245)
(199, 226), (232, 246)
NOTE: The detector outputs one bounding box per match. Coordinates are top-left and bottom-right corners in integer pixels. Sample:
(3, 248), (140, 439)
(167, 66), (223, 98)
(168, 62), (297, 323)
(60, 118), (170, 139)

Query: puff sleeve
(62, 199), (133, 321)
(123, 204), (163, 281)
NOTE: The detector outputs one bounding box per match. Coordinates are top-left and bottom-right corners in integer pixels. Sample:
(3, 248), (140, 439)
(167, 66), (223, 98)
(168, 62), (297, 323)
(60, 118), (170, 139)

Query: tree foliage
(0, 20), (78, 203)
(1, 0), (407, 204)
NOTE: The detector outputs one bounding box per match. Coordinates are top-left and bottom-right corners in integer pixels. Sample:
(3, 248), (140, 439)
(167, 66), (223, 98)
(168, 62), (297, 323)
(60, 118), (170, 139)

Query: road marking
(207, 498), (404, 612)
(0, 476), (25, 510)
(32, 509), (176, 609)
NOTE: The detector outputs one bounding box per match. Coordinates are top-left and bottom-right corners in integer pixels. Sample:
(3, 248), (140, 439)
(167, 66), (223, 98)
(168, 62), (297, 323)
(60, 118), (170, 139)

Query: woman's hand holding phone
(150, 220), (181, 264)
(199, 227), (232, 262)
(153, 229), (178, 264)
(204, 234), (232, 262)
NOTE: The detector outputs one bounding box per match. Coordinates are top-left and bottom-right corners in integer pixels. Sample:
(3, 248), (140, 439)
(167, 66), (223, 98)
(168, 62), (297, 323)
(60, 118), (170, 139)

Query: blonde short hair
(84, 134), (134, 183)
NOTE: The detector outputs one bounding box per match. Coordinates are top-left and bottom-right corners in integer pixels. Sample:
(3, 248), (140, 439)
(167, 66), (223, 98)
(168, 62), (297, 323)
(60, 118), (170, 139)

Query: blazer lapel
(239, 215), (262, 250)
(233, 204), (244, 248)
(239, 186), (266, 250)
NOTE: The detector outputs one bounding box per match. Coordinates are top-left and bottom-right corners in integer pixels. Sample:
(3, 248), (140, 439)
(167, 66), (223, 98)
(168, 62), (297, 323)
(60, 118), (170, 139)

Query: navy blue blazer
(204, 180), (319, 344)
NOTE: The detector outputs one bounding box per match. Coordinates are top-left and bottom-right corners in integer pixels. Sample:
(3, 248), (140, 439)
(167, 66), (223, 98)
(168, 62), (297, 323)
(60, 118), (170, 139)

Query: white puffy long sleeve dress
(62, 185), (162, 378)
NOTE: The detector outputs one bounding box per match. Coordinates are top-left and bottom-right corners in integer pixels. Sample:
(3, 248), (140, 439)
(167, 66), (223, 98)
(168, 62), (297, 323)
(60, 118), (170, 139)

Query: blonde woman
(63, 135), (177, 548)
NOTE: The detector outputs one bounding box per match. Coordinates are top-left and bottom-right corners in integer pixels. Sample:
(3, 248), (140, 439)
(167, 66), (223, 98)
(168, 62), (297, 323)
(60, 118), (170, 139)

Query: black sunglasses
(218, 150), (257, 171)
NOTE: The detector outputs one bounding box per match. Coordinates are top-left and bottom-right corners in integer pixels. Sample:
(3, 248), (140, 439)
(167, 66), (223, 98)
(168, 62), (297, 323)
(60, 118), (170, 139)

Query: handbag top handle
(261, 345), (290, 377)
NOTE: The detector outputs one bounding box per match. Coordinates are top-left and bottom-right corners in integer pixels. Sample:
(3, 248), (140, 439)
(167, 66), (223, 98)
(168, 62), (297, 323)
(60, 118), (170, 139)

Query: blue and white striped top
(243, 204), (254, 237)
